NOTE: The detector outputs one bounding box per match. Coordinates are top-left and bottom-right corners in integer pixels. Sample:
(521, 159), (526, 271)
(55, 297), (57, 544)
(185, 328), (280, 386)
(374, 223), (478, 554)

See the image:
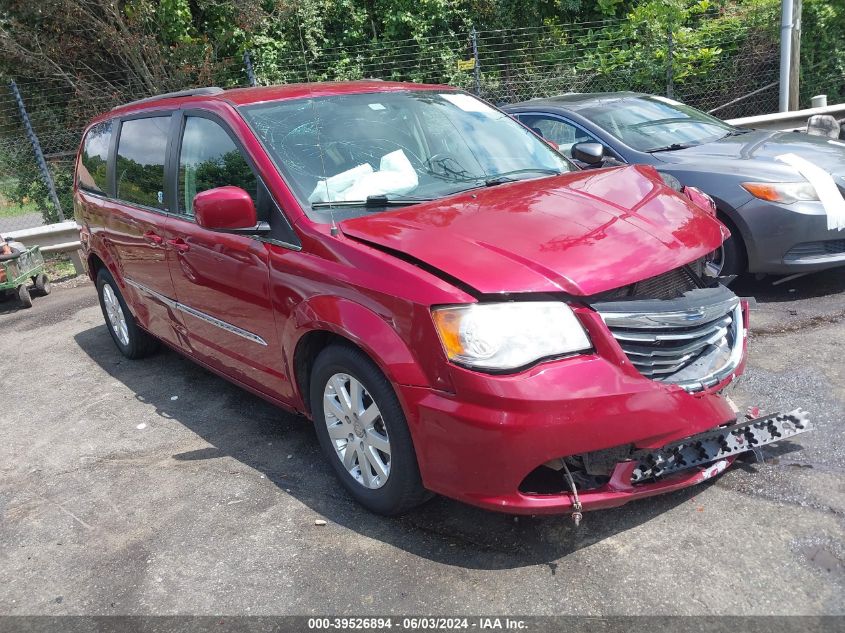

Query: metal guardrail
(6, 220), (84, 274)
(726, 103), (845, 132)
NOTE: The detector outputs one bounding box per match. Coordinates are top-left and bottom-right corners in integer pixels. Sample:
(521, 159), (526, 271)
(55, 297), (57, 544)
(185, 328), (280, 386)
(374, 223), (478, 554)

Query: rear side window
(79, 121), (112, 194)
(115, 116), (170, 210)
(178, 117), (257, 217)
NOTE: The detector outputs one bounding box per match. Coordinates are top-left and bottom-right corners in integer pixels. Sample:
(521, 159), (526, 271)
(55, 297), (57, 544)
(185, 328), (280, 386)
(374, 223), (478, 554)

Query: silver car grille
(595, 289), (744, 393)
(784, 239), (845, 261)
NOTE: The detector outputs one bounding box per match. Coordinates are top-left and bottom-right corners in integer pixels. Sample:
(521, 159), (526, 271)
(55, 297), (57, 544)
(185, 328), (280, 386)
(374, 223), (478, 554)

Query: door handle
(143, 230), (163, 245)
(167, 237), (190, 254)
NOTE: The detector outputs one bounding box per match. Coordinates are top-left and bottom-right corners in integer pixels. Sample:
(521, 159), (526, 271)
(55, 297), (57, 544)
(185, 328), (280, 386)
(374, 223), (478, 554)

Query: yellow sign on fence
(457, 58), (476, 71)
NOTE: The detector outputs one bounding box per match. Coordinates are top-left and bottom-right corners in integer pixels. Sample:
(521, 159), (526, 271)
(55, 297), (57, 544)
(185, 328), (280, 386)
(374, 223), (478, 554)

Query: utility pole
(778, 0), (794, 112)
(243, 51), (257, 87)
(666, 22), (675, 98)
(470, 27), (481, 96)
(9, 80), (65, 221)
(789, 0), (802, 110)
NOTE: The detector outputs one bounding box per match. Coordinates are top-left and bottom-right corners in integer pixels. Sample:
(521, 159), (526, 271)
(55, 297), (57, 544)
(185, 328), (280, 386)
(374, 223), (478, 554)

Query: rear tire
(310, 343), (431, 515)
(17, 284), (32, 308)
(96, 268), (159, 359)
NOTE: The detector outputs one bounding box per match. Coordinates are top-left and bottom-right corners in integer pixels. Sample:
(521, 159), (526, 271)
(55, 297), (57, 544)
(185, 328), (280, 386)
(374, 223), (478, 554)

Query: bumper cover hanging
(631, 408), (812, 483)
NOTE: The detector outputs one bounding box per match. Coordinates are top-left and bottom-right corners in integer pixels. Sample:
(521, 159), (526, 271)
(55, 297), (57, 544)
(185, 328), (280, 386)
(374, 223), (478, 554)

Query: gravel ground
(0, 270), (843, 616)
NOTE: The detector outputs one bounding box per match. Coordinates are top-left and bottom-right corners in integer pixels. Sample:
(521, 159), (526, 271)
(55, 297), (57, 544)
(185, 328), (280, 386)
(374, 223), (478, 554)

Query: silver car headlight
(431, 302), (591, 371)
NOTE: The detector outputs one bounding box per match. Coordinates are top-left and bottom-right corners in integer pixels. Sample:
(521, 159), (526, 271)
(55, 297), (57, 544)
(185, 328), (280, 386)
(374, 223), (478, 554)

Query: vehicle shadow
(732, 268), (845, 304)
(0, 290), (30, 314)
(76, 324), (717, 571)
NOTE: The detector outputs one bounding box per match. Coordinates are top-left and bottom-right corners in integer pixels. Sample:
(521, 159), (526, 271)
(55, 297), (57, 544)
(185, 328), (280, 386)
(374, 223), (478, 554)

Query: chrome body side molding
(124, 277), (268, 347)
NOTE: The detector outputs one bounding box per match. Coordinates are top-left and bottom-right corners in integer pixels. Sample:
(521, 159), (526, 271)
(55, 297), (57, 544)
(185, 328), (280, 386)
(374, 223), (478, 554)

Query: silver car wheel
(102, 282), (129, 347)
(323, 372), (391, 490)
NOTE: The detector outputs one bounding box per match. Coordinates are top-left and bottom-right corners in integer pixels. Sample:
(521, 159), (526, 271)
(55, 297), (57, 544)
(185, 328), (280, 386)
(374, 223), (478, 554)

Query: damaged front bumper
(402, 274), (808, 517)
(539, 408), (812, 517)
(630, 408), (811, 483)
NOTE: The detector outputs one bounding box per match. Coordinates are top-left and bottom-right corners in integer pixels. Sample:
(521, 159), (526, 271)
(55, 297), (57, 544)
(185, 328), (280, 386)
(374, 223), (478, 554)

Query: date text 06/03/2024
(306, 617), (529, 630)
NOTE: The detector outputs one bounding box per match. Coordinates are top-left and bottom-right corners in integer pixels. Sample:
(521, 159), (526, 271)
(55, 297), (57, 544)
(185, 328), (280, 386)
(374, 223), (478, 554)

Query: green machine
(0, 245), (51, 308)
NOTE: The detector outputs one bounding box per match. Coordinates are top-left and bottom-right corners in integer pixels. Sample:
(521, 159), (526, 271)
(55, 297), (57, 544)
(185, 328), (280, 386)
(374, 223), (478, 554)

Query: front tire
(17, 284), (32, 308)
(310, 344), (430, 515)
(96, 268), (159, 359)
(706, 215), (747, 279)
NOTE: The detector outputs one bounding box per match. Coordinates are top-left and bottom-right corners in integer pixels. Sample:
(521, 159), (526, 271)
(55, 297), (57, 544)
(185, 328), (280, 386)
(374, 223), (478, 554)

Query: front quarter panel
(270, 228), (474, 410)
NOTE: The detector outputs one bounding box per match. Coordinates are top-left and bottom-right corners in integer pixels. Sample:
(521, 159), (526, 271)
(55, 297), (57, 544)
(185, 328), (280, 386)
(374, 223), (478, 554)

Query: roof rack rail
(112, 87), (224, 111)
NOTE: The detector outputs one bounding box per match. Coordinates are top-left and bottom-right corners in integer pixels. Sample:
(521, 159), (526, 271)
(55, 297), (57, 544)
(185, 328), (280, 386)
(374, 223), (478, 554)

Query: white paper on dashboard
(776, 152), (845, 231)
(308, 149), (418, 203)
(308, 163), (373, 203)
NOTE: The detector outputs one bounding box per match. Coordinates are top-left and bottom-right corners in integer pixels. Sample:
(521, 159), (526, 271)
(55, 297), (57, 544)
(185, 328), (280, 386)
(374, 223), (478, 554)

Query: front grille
(784, 239), (845, 261)
(594, 287), (744, 392)
(593, 263), (704, 301)
(610, 312), (735, 379)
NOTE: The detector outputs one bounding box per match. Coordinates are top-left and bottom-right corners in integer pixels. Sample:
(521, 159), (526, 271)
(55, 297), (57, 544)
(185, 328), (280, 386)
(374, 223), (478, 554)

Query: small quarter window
(115, 116), (170, 210)
(79, 121), (112, 194)
(178, 117), (258, 217)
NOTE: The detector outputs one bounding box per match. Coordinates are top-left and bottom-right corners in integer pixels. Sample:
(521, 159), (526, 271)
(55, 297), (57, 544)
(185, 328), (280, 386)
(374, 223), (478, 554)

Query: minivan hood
(340, 165), (727, 296)
(654, 130), (845, 180)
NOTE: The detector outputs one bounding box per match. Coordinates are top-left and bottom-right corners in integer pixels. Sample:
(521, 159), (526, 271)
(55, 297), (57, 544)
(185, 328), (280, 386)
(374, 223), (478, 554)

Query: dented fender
(284, 294), (448, 411)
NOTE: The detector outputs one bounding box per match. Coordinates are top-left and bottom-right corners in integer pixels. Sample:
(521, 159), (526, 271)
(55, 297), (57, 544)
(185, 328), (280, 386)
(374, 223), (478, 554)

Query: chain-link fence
(1, 2), (840, 233)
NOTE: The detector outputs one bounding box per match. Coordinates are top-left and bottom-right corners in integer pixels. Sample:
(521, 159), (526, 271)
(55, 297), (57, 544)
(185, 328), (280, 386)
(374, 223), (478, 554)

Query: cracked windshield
(241, 90), (573, 218)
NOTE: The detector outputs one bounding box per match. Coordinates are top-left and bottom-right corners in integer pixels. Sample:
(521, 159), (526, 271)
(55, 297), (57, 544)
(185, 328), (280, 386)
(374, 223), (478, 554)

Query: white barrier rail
(726, 103), (845, 132)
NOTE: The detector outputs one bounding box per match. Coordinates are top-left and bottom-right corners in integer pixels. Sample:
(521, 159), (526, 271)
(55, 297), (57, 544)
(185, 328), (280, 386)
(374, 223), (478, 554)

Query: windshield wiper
(645, 142), (697, 153)
(483, 168), (562, 186)
(311, 195), (434, 210)
(723, 128), (751, 138)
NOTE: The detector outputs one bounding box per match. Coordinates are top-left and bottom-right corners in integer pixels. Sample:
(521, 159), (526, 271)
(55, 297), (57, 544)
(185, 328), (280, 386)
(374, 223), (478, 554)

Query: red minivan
(74, 81), (809, 517)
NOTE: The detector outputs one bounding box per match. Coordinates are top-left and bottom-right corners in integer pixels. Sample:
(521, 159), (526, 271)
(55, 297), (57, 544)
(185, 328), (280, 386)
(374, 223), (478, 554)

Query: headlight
(741, 181), (819, 204)
(431, 302), (591, 371)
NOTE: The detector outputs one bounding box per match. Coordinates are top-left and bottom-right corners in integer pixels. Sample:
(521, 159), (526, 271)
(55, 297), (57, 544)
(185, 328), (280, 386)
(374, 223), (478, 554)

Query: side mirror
(194, 186), (258, 231)
(571, 142), (605, 165)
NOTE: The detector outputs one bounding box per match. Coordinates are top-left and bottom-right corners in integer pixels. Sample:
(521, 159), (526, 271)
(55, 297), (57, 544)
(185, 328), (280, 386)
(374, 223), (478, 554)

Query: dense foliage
(801, 0), (845, 105)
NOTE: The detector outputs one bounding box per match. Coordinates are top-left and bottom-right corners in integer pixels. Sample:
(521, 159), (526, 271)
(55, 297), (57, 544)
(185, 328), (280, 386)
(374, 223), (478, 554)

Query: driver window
(178, 117), (258, 217)
(519, 115), (596, 158)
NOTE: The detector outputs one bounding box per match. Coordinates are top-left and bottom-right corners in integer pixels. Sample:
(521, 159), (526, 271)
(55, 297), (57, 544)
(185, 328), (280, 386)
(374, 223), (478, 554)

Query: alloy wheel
(102, 282), (129, 347)
(323, 372), (391, 489)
